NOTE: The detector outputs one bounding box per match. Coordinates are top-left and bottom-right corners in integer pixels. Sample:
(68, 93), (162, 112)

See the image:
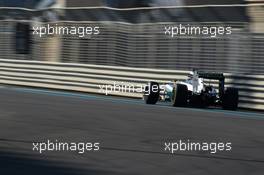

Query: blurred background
(0, 0), (263, 74)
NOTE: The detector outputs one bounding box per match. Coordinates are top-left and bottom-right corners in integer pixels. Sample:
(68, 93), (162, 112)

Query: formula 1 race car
(143, 70), (239, 110)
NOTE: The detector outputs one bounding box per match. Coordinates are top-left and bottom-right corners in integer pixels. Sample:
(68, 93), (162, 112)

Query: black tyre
(173, 84), (188, 107)
(222, 87), (239, 110)
(144, 82), (160, 105)
(189, 94), (206, 108)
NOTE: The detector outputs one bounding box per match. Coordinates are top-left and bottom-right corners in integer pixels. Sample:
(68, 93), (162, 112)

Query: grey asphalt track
(0, 86), (264, 175)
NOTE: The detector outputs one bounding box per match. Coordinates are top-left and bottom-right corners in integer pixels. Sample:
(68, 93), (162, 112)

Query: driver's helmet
(188, 71), (194, 79)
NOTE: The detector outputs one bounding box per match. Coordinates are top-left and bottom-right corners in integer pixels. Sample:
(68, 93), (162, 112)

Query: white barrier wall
(0, 59), (263, 110)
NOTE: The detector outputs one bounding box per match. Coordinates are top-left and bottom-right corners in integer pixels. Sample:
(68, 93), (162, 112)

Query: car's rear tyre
(222, 87), (239, 110)
(144, 82), (160, 105)
(190, 94), (206, 108)
(173, 84), (188, 107)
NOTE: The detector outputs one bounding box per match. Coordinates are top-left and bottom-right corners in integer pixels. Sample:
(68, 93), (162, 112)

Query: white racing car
(143, 70), (239, 110)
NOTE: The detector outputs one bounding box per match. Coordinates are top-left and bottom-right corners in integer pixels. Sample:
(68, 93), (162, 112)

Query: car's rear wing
(197, 72), (225, 80)
(197, 71), (225, 101)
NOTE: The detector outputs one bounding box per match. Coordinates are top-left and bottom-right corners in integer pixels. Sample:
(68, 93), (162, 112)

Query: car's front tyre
(172, 84), (188, 107)
(144, 82), (160, 105)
